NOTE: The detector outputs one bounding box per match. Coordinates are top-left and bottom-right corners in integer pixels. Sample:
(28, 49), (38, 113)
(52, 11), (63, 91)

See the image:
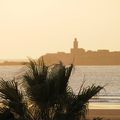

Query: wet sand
(87, 109), (120, 120)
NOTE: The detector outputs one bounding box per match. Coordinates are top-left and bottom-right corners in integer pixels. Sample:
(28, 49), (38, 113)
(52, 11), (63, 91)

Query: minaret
(73, 38), (78, 49)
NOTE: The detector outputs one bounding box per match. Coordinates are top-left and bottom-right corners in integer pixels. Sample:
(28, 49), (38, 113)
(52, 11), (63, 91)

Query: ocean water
(0, 65), (120, 104)
(69, 66), (120, 105)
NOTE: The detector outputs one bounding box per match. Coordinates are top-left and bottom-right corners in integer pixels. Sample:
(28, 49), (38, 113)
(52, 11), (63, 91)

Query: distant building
(41, 38), (120, 65)
(71, 38), (85, 56)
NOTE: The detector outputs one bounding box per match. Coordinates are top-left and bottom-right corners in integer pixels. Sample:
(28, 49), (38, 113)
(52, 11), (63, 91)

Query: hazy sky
(0, 0), (120, 59)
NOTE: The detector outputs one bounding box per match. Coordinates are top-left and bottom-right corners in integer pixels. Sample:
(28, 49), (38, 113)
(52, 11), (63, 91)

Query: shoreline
(88, 103), (120, 120)
(89, 103), (120, 109)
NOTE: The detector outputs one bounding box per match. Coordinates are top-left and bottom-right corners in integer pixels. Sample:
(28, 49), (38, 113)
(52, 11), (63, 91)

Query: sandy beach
(87, 109), (120, 120)
(87, 103), (120, 120)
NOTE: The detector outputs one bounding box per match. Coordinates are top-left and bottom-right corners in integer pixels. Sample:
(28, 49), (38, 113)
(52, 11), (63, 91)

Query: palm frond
(0, 79), (26, 117)
(0, 79), (22, 103)
(78, 84), (103, 103)
(24, 58), (48, 86)
(0, 108), (13, 120)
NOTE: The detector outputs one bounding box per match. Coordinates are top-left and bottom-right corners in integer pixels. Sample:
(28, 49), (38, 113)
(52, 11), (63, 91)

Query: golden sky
(0, 0), (120, 59)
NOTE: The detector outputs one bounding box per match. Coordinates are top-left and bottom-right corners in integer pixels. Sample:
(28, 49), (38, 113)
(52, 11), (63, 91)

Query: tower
(71, 38), (80, 55)
(73, 38), (78, 49)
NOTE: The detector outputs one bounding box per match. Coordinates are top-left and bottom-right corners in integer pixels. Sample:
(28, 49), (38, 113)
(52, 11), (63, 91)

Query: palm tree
(0, 58), (103, 120)
(23, 58), (103, 120)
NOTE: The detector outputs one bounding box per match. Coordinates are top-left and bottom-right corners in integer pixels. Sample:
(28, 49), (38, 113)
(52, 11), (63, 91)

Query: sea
(0, 65), (120, 109)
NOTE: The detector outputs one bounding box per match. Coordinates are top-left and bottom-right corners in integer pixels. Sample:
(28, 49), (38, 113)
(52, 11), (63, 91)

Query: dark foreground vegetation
(0, 58), (103, 120)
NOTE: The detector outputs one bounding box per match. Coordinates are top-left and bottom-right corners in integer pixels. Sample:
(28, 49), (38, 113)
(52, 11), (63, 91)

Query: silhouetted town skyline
(1, 38), (120, 66)
(42, 38), (120, 65)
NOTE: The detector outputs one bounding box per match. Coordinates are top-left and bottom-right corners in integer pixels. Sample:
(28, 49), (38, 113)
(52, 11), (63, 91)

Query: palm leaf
(0, 79), (26, 118)
(24, 58), (48, 86)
